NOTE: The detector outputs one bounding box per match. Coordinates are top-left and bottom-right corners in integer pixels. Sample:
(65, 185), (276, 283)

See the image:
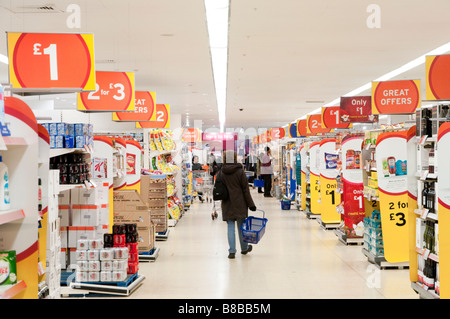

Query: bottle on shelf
(0, 155), (10, 210)
(427, 185), (436, 215)
(422, 182), (429, 209)
(428, 149), (435, 174)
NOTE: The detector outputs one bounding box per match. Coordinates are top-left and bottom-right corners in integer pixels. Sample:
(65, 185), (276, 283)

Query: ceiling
(1, 0), (450, 131)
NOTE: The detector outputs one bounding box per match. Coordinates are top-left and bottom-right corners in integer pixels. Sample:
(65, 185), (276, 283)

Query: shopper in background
(245, 151), (257, 186)
(220, 150), (256, 259)
(256, 152), (264, 193)
(260, 147), (273, 197)
(192, 155), (205, 202)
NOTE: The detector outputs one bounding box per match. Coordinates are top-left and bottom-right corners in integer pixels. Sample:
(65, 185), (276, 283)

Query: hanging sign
(7, 32), (96, 92)
(307, 114), (332, 135)
(321, 107), (351, 129)
(372, 80), (421, 114)
(375, 131), (409, 263)
(182, 128), (201, 143)
(113, 91), (156, 121)
(340, 96), (378, 123)
(296, 119), (307, 137)
(136, 104), (170, 128)
(271, 127), (285, 140)
(260, 131), (267, 144)
(319, 139), (341, 224)
(426, 54), (450, 100)
(300, 144), (308, 211)
(309, 141), (321, 216)
(341, 135), (365, 237)
(266, 130), (272, 143)
(77, 71), (135, 111)
(289, 122), (298, 138)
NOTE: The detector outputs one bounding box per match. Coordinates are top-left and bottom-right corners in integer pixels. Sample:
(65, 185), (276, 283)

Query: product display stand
(307, 141), (321, 219)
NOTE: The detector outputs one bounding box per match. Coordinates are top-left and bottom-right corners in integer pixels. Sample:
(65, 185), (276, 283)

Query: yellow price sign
(310, 173), (321, 215)
(320, 176), (340, 223)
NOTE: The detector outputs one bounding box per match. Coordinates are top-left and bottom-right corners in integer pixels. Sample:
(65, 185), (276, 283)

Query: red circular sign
(322, 107), (350, 129)
(308, 114), (331, 134)
(373, 80), (419, 114)
(429, 55), (450, 100)
(13, 33), (91, 89)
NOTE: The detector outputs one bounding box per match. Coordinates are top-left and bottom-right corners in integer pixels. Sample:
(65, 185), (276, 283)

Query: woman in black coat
(220, 150), (257, 259)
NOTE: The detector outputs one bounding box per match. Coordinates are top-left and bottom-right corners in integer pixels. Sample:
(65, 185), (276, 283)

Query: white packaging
(70, 188), (81, 205)
(99, 248), (113, 261)
(77, 260), (89, 271)
(113, 247), (129, 260)
(71, 206), (82, 226)
(100, 271), (112, 282)
(113, 260), (128, 271)
(87, 249), (99, 261)
(88, 271), (100, 282)
(89, 238), (103, 250)
(77, 239), (89, 250)
(79, 188), (98, 205)
(416, 218), (425, 249)
(0, 156), (10, 210)
(88, 260), (101, 272)
(112, 270), (127, 282)
(101, 260), (113, 271)
(60, 227), (68, 249)
(76, 271), (88, 282)
(58, 190), (71, 205)
(58, 206), (70, 226)
(76, 250), (87, 261)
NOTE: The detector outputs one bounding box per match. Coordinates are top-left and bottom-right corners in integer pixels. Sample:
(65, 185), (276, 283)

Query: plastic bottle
(0, 156), (10, 210)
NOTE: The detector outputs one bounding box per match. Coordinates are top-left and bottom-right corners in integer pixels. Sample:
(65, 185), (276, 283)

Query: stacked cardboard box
(140, 175), (168, 233)
(113, 190), (155, 252)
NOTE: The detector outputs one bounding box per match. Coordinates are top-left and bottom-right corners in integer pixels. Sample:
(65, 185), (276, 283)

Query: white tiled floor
(129, 189), (419, 299)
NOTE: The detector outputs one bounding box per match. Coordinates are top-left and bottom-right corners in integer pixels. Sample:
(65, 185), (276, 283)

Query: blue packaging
(75, 135), (85, 148)
(88, 124), (93, 136)
(57, 122), (67, 136)
(67, 124), (74, 136)
(41, 123), (49, 133)
(50, 136), (56, 148)
(55, 135), (64, 148)
(395, 160), (407, 175)
(75, 123), (84, 136)
(49, 123), (58, 136)
(65, 135), (74, 148)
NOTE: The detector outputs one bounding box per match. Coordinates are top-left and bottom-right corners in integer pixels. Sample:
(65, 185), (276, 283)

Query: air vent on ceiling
(5, 4), (64, 14)
(95, 59), (116, 64)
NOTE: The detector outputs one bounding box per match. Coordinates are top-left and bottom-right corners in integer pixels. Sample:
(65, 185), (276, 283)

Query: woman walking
(220, 150), (257, 259)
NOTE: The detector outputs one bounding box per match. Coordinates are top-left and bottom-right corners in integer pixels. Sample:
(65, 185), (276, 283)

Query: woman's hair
(192, 155), (198, 163)
(222, 150), (237, 164)
(265, 146), (270, 152)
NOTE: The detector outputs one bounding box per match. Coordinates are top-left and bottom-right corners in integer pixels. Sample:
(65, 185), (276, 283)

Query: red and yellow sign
(372, 80), (420, 114)
(297, 119), (308, 137)
(182, 128), (201, 143)
(321, 107), (351, 129)
(340, 96), (376, 123)
(136, 104), (170, 128)
(78, 71), (135, 111)
(7, 32), (96, 91)
(307, 114), (332, 135)
(113, 91), (155, 122)
(270, 127), (285, 140)
(426, 55), (450, 100)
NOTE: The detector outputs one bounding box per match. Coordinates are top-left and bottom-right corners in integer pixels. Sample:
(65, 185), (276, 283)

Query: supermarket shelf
(0, 280), (27, 299)
(362, 248), (409, 270)
(49, 148), (87, 158)
(334, 229), (364, 245)
(3, 136), (28, 148)
(415, 247), (439, 263)
(411, 282), (440, 299)
(0, 208), (25, 225)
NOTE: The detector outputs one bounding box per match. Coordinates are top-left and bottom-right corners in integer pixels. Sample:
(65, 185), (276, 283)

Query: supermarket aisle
(132, 189), (418, 299)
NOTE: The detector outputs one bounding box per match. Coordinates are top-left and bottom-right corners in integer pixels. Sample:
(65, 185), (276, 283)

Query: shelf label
(340, 96), (378, 123)
(321, 107), (351, 129)
(78, 71), (135, 111)
(136, 104), (170, 129)
(113, 91), (156, 122)
(372, 80), (420, 114)
(7, 32), (96, 92)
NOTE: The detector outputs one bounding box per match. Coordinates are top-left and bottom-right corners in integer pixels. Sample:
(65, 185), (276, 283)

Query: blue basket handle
(255, 209), (265, 219)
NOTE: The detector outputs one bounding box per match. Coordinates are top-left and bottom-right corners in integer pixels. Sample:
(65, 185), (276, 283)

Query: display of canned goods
(126, 223), (137, 233)
(76, 250), (87, 261)
(88, 260), (101, 271)
(99, 248), (113, 261)
(128, 252), (138, 263)
(76, 271), (88, 282)
(69, 174), (79, 184)
(112, 260), (128, 271)
(77, 260), (89, 271)
(113, 224), (127, 235)
(113, 234), (126, 246)
(87, 249), (99, 260)
(88, 271), (100, 282)
(127, 242), (139, 253)
(89, 239), (103, 250)
(113, 247), (129, 260)
(101, 260), (113, 271)
(59, 164), (68, 174)
(77, 239), (88, 250)
(60, 174), (68, 184)
(112, 270), (127, 282)
(104, 233), (114, 243)
(100, 271), (112, 282)
(126, 232), (138, 243)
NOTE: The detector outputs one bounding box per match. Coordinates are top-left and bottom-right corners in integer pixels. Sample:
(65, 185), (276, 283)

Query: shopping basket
(280, 200), (291, 210)
(240, 209), (268, 244)
(253, 179), (264, 188)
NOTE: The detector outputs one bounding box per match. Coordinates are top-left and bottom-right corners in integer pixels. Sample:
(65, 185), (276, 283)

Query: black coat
(220, 163), (255, 221)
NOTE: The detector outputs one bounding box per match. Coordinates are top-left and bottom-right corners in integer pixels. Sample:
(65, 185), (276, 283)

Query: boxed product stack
(140, 175), (168, 233)
(58, 184), (111, 270)
(75, 238), (129, 282)
(103, 223), (139, 275)
(363, 210), (384, 257)
(113, 190), (155, 252)
(42, 122), (94, 149)
(50, 152), (91, 185)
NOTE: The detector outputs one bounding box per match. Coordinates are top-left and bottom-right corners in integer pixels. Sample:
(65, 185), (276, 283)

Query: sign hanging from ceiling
(321, 107), (351, 129)
(77, 71), (135, 112)
(426, 54), (450, 100)
(371, 80), (420, 114)
(288, 122), (298, 138)
(270, 127), (285, 140)
(182, 128), (201, 143)
(307, 114), (332, 135)
(136, 104), (170, 129)
(297, 119), (307, 137)
(340, 96), (378, 123)
(112, 91), (156, 122)
(7, 32), (96, 92)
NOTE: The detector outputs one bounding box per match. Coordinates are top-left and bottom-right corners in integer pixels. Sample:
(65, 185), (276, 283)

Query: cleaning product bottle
(0, 156), (10, 210)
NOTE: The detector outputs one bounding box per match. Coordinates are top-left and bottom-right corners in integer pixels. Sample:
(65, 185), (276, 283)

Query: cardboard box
(58, 205), (70, 226)
(79, 188), (98, 205)
(140, 176), (167, 204)
(147, 198), (166, 208)
(113, 210), (150, 228)
(58, 190), (71, 205)
(137, 222), (156, 252)
(113, 190), (149, 212)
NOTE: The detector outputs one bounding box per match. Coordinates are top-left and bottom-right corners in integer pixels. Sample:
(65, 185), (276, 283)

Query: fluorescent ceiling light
(205, 0), (230, 132)
(0, 54), (8, 65)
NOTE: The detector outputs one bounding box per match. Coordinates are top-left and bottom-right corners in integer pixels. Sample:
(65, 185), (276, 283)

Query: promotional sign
(271, 127), (285, 140)
(182, 128), (202, 143)
(289, 122), (298, 138)
(136, 104), (170, 128)
(437, 123), (450, 298)
(202, 132), (237, 141)
(113, 91), (156, 121)
(252, 135), (259, 145)
(426, 54), (450, 100)
(307, 114), (332, 135)
(341, 135), (365, 237)
(300, 143), (308, 211)
(340, 96), (378, 123)
(319, 139), (341, 224)
(375, 131), (409, 263)
(78, 71), (135, 112)
(266, 130), (272, 143)
(309, 141), (321, 216)
(296, 119), (307, 137)
(372, 80), (421, 114)
(259, 131), (267, 144)
(7, 32), (96, 92)
(124, 139), (142, 192)
(321, 107), (351, 129)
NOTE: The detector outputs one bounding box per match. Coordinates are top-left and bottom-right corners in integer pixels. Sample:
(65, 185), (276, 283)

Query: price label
(321, 107), (350, 129)
(307, 114), (332, 135)
(136, 104), (170, 128)
(78, 71), (135, 111)
(340, 96), (376, 123)
(113, 91), (156, 122)
(7, 32), (96, 91)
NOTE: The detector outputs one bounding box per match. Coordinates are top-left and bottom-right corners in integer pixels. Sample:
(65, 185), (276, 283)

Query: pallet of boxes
(140, 175), (168, 239)
(113, 190), (156, 255)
